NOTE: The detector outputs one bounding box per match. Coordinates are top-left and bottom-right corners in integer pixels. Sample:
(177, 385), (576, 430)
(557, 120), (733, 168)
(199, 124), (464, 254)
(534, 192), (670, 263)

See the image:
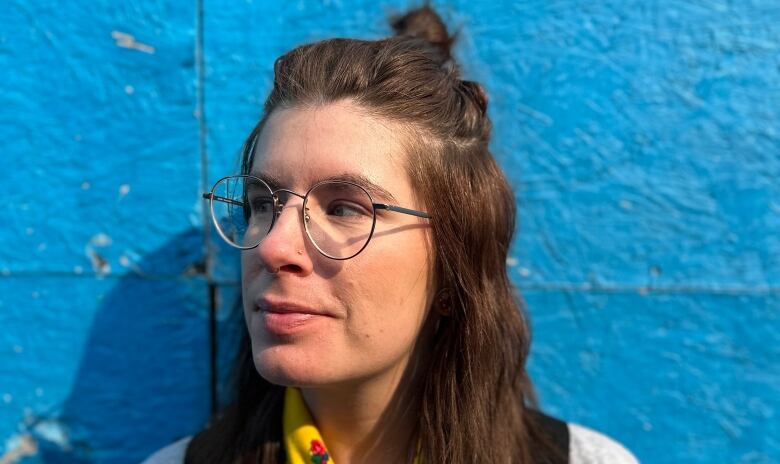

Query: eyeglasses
(202, 175), (431, 260)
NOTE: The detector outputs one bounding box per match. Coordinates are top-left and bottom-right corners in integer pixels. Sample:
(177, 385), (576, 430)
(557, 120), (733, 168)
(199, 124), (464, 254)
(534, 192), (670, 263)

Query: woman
(144, 6), (638, 464)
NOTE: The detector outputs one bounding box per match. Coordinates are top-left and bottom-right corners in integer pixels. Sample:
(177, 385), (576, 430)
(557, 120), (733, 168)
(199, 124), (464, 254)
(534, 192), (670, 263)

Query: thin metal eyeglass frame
(202, 174), (431, 260)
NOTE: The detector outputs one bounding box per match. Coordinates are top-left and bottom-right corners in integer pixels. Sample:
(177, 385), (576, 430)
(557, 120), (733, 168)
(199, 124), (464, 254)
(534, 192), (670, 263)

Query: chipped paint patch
(519, 267), (531, 277)
(84, 234), (113, 276)
(0, 434), (37, 464)
(30, 419), (71, 451)
(90, 234), (112, 247)
(111, 31), (155, 54)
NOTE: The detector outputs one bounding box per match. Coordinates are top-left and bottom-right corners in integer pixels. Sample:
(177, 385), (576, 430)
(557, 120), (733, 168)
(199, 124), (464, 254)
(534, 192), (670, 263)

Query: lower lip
(262, 311), (324, 336)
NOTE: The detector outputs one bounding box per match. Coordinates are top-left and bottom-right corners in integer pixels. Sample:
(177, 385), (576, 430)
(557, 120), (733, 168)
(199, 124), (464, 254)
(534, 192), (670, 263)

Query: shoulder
(140, 436), (193, 464)
(567, 422), (639, 464)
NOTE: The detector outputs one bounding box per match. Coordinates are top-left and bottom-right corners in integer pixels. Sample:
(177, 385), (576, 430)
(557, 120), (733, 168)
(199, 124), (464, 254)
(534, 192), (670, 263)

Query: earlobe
(434, 288), (452, 316)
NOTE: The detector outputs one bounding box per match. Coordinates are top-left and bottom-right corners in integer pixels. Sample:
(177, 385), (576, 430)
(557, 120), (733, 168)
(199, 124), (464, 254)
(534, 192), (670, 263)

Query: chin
(252, 341), (339, 387)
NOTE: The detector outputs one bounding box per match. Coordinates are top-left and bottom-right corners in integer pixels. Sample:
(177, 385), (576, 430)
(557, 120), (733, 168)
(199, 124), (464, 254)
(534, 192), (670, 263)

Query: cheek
(341, 234), (433, 349)
(240, 252), (264, 288)
(240, 255), (252, 295)
(241, 251), (256, 273)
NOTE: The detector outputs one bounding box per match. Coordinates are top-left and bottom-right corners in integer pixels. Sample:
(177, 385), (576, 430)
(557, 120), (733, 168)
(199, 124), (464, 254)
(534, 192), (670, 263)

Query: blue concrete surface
(1, 1), (778, 463)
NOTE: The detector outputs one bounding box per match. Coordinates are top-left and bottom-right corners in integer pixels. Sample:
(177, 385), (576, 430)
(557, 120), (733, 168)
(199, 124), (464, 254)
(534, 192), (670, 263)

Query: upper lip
(255, 296), (332, 317)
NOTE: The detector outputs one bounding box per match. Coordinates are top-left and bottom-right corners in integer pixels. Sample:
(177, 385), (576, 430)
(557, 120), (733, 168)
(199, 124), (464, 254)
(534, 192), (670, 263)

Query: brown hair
(187, 6), (561, 463)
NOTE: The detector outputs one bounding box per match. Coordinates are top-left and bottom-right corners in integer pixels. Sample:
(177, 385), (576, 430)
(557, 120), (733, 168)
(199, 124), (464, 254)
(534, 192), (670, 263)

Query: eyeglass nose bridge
(270, 188), (308, 221)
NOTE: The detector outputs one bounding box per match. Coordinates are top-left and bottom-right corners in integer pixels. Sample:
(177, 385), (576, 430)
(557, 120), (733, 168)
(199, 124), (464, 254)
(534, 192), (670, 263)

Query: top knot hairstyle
(264, 5), (490, 145)
(391, 5), (453, 53)
(186, 6), (564, 464)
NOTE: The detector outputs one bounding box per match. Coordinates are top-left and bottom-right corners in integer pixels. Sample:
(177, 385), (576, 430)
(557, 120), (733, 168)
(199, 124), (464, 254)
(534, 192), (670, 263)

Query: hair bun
(390, 6), (454, 61)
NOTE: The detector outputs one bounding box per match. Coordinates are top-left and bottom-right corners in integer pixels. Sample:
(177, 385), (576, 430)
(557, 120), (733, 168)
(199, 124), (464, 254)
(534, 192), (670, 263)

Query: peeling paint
(90, 234), (112, 247)
(89, 251), (111, 275)
(30, 420), (71, 450)
(83, 234), (114, 275)
(0, 434), (37, 464)
(111, 31), (155, 54)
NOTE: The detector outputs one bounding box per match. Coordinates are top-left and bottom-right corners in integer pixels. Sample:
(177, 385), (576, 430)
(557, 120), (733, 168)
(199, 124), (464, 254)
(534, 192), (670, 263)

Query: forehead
(251, 100), (409, 194)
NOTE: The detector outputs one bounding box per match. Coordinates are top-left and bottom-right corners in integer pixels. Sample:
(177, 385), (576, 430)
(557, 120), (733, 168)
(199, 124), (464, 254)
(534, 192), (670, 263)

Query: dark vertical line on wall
(208, 283), (218, 416)
(195, 0), (208, 248)
(195, 0), (218, 416)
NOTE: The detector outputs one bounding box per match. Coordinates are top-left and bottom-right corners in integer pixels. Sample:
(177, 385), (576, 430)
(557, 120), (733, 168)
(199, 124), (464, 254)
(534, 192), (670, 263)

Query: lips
(255, 297), (332, 336)
(255, 297), (330, 316)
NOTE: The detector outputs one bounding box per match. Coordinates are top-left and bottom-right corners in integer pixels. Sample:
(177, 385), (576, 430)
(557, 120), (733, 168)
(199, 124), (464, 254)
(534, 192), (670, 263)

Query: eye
(327, 202), (371, 218)
(250, 196), (274, 215)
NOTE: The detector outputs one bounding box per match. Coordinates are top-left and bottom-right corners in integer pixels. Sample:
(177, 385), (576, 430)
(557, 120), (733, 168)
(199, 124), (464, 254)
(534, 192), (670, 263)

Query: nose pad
(273, 193), (311, 224)
(269, 194), (305, 231)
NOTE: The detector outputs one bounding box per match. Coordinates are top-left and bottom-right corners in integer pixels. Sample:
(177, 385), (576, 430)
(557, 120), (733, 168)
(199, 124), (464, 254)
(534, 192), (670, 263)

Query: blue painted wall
(1, 1), (777, 463)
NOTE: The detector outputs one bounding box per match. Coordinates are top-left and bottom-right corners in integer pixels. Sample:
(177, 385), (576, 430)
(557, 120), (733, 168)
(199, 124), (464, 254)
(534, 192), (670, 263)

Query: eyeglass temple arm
(202, 192), (429, 219)
(373, 203), (430, 219)
(202, 192), (244, 207)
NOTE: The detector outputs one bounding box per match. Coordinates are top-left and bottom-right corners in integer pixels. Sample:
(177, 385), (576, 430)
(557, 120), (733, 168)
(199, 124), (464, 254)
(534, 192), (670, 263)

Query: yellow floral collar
(283, 387), (332, 464)
(282, 387), (422, 464)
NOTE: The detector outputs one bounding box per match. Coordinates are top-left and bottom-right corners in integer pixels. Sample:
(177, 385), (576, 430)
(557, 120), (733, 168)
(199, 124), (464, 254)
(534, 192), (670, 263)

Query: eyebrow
(249, 171), (399, 204)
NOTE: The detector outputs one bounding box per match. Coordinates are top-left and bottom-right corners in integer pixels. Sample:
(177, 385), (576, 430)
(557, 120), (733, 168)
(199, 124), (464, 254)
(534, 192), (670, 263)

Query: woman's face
(241, 100), (435, 388)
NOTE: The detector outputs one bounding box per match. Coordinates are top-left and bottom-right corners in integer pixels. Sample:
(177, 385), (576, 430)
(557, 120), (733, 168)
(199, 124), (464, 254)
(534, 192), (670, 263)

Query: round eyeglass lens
(210, 176), (274, 248)
(304, 181), (376, 259)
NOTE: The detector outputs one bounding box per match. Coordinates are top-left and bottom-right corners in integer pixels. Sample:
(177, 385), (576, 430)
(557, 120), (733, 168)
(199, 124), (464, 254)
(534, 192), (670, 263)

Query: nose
(253, 197), (314, 276)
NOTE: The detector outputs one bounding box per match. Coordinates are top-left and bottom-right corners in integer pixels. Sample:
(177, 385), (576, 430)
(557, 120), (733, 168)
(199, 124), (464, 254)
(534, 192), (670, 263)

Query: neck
(299, 348), (428, 464)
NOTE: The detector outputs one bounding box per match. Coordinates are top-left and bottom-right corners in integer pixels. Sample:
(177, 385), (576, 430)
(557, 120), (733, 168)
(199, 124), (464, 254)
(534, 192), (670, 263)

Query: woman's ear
(434, 288), (452, 316)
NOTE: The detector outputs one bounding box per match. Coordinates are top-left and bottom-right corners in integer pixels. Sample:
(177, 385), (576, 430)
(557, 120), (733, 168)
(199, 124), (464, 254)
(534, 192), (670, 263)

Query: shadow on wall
(17, 228), (214, 464)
